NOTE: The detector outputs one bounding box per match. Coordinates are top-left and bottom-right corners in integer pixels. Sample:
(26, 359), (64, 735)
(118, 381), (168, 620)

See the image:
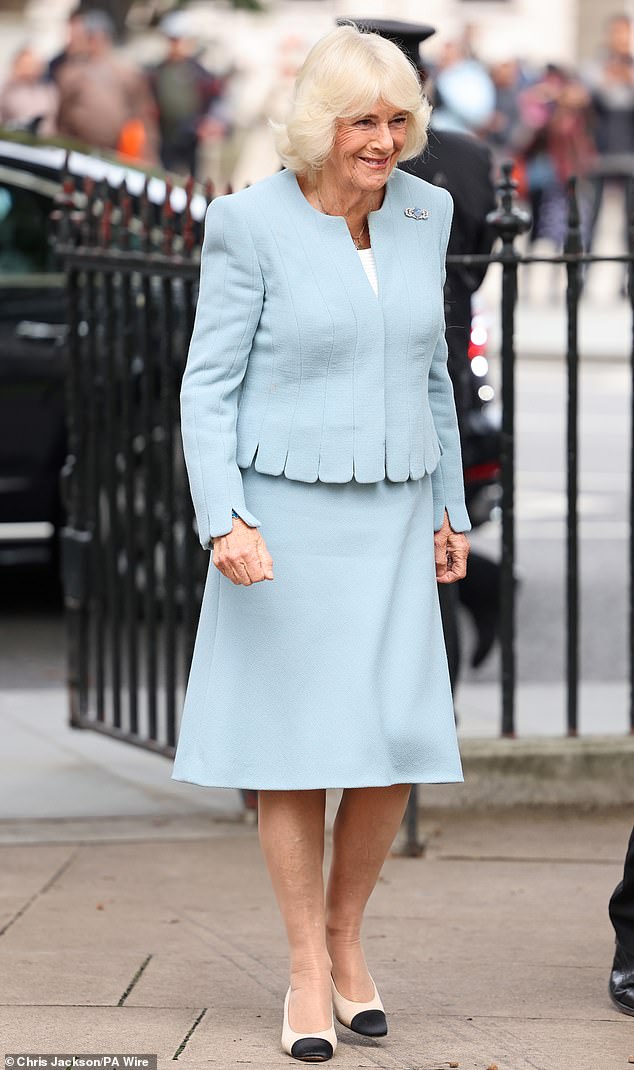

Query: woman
(172, 24), (470, 1063)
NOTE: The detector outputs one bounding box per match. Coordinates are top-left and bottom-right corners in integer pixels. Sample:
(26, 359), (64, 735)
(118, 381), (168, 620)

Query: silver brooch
(404, 207), (430, 220)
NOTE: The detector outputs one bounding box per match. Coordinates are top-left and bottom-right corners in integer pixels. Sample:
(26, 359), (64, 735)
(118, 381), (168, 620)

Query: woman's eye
(353, 115), (407, 128)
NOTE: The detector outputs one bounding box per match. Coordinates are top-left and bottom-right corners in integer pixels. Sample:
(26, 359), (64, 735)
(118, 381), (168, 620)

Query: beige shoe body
(281, 986), (337, 1062)
(330, 974), (388, 1036)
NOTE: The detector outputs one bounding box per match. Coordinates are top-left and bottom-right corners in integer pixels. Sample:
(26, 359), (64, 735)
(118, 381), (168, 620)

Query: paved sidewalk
(0, 688), (242, 823)
(1, 803), (633, 1070)
(1, 686), (634, 1069)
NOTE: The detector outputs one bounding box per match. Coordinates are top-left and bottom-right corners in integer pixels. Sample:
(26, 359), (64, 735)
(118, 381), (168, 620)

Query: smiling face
(324, 101), (409, 197)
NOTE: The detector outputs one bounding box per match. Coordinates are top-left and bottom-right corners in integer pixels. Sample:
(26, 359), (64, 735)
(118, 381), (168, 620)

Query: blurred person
(431, 38), (496, 136)
(583, 14), (634, 254)
(518, 65), (595, 248)
(171, 24), (470, 1061)
(149, 11), (229, 176)
(48, 8), (89, 84)
(485, 59), (525, 164)
(341, 18), (500, 681)
(56, 9), (158, 163)
(0, 45), (58, 135)
(609, 826), (634, 1015)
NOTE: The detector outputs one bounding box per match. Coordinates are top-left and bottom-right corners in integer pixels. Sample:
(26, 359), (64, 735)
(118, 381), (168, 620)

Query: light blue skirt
(171, 464), (463, 790)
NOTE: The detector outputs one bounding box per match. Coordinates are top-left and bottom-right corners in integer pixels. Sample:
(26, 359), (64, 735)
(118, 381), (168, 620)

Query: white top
(357, 247), (378, 296)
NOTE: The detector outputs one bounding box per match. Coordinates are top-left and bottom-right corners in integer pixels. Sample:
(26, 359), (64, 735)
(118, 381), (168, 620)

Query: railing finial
(564, 176), (583, 256)
(487, 159), (531, 252)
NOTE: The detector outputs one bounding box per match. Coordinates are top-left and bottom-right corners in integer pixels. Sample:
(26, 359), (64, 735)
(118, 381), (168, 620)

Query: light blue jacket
(181, 166), (471, 545)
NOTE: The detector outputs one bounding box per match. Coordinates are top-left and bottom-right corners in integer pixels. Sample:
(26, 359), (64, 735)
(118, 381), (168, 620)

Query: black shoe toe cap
(290, 1037), (334, 1061)
(349, 1009), (388, 1037)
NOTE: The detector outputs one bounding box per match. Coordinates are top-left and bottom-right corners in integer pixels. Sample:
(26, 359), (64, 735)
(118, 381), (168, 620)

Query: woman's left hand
(434, 512), (470, 584)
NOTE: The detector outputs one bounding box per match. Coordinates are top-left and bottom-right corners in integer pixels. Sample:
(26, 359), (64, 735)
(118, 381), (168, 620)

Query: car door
(0, 167), (67, 554)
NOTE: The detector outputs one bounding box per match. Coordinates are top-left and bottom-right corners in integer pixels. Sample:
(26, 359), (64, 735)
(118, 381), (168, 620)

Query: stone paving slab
(0, 1006), (203, 1063)
(2, 1008), (632, 1070)
(0, 844), (73, 932)
(178, 1008), (634, 1069)
(416, 807), (632, 863)
(0, 812), (255, 846)
(0, 947), (152, 1006)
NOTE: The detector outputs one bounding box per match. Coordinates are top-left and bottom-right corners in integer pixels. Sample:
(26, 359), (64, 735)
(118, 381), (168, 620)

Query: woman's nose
(370, 123), (395, 152)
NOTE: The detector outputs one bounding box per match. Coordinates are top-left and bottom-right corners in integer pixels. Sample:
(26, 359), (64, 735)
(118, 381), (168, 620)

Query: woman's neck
(298, 172), (385, 236)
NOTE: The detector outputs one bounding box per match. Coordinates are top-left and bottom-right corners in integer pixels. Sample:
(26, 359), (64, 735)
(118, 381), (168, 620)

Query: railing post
(487, 162), (531, 738)
(564, 179), (583, 736)
(53, 163), (93, 729)
(401, 786), (425, 857)
(624, 179), (628, 740)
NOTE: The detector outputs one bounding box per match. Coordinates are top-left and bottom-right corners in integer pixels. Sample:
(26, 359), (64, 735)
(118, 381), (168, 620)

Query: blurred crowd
(425, 14), (633, 249)
(0, 8), (230, 176)
(0, 7), (632, 247)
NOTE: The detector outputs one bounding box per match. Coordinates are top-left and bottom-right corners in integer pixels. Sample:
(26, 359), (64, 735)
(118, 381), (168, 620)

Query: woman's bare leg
(325, 784), (411, 1000)
(258, 789), (333, 1031)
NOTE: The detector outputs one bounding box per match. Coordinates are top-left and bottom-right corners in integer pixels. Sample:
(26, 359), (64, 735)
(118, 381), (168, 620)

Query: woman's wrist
(208, 510), (248, 546)
(232, 508), (255, 527)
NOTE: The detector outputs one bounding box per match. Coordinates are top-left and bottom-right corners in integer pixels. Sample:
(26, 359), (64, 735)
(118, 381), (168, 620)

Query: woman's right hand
(212, 518), (274, 585)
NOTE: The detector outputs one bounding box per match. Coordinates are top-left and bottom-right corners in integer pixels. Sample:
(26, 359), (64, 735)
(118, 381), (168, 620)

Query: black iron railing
(55, 171), (208, 755)
(445, 167), (634, 742)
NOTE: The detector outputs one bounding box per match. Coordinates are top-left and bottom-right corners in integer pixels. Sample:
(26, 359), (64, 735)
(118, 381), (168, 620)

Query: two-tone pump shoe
(281, 986), (338, 1062)
(330, 974), (388, 1037)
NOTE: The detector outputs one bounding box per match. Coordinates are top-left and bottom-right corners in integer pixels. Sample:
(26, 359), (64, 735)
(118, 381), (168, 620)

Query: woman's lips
(358, 156), (390, 168)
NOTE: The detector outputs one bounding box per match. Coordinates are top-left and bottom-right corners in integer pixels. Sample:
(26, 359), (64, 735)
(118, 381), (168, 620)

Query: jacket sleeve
(180, 196), (264, 548)
(428, 190), (472, 533)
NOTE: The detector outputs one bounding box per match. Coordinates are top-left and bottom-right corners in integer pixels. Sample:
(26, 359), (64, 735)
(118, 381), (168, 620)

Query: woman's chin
(351, 166), (395, 192)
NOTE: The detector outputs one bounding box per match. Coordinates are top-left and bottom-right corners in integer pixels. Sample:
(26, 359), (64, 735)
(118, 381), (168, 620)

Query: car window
(0, 184), (54, 275)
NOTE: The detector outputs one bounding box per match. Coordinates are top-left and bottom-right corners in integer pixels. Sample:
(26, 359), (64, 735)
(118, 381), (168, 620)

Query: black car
(0, 133), (205, 570)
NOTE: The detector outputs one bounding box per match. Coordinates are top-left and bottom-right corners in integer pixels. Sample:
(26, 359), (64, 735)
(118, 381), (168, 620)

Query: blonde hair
(272, 24), (432, 179)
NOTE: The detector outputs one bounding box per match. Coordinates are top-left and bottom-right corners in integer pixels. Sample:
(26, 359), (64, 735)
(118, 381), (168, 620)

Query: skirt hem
(170, 772), (464, 790)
